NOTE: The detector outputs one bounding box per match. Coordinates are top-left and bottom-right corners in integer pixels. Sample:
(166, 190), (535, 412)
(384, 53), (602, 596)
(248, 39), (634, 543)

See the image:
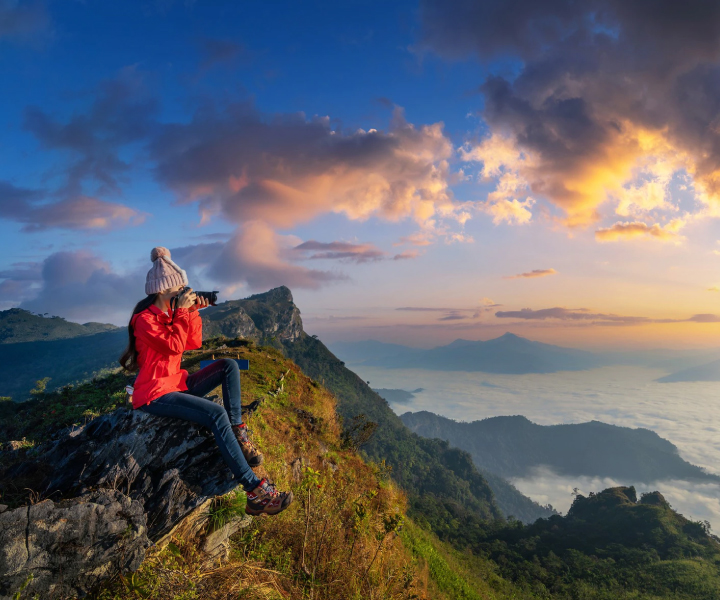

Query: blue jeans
(139, 358), (261, 491)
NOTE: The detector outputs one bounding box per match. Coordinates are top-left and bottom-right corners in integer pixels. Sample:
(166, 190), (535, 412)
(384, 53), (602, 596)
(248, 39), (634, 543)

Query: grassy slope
(282, 333), (505, 527)
(2, 338), (519, 600)
(4, 338), (720, 599)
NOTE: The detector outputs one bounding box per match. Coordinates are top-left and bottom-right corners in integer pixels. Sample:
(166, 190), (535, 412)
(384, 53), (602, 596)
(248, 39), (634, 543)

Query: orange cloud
(595, 220), (684, 243)
(153, 106), (466, 236)
(504, 268), (557, 279)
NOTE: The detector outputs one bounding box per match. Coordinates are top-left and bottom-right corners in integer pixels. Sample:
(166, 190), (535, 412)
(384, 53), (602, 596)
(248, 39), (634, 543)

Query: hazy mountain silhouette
(401, 411), (719, 483)
(656, 358), (720, 382)
(0, 308), (119, 344)
(334, 333), (604, 373)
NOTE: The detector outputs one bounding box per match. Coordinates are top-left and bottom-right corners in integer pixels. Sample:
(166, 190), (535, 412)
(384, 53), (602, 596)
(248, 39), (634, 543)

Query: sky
(3, 0), (720, 349)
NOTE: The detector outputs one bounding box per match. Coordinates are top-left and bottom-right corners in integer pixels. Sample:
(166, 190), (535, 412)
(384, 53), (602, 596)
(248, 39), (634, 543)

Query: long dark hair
(119, 294), (158, 372)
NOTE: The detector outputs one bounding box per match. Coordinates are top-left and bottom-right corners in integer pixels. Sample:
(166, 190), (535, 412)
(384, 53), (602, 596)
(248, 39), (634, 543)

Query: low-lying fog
(351, 364), (720, 529)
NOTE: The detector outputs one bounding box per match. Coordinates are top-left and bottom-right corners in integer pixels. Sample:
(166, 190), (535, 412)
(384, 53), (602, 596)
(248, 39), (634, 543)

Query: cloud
(176, 221), (345, 292)
(0, 0), (50, 42)
(512, 468), (720, 530)
(150, 104), (463, 232)
(424, 0), (720, 229)
(15, 250), (145, 324)
(396, 306), (471, 312)
(0, 181), (146, 231)
(687, 314), (720, 323)
(0, 261), (42, 309)
(23, 66), (159, 196)
(438, 312), (468, 321)
(481, 297), (501, 307)
(595, 220), (684, 242)
(504, 268), (557, 279)
(291, 240), (386, 263)
(197, 37), (248, 69)
(495, 306), (720, 325)
(393, 250), (420, 260)
(395, 232), (433, 246)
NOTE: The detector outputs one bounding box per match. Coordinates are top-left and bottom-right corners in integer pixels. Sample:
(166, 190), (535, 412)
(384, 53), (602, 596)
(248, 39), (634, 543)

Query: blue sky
(3, 0), (720, 349)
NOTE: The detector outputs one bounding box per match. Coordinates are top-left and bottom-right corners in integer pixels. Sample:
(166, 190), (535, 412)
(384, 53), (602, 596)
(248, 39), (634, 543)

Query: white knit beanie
(145, 247), (188, 295)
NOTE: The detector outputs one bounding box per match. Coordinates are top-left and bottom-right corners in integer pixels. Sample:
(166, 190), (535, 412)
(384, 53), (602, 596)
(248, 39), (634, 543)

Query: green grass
(401, 519), (532, 600)
(206, 489), (247, 531)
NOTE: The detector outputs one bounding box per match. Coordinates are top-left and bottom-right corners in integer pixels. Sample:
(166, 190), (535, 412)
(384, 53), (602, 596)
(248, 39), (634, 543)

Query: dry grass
(94, 341), (430, 600)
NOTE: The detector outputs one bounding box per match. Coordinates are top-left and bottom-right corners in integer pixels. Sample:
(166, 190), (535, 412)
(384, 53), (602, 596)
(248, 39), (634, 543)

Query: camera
(170, 286), (219, 310)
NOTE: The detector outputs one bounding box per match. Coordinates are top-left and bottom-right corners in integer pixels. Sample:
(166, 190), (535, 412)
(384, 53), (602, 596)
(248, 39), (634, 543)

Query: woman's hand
(189, 295), (210, 311)
(176, 288), (197, 309)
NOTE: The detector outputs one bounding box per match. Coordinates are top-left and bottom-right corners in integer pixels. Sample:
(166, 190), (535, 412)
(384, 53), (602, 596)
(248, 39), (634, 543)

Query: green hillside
(0, 329), (127, 400)
(3, 341), (719, 599)
(0, 339), (529, 600)
(402, 411), (720, 483)
(0, 308), (119, 344)
(470, 486), (720, 599)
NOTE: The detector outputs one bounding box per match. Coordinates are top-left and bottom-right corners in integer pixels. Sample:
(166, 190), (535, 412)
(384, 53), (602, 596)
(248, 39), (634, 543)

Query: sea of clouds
(352, 364), (720, 530)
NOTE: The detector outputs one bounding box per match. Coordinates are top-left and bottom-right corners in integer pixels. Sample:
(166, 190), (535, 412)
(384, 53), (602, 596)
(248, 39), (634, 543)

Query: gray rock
(200, 285), (304, 344)
(0, 490), (147, 600)
(0, 408), (242, 598)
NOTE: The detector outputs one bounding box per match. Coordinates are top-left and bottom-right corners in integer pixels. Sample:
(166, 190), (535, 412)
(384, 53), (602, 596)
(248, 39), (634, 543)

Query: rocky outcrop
(0, 490), (147, 599)
(201, 286), (304, 344)
(0, 407), (245, 599)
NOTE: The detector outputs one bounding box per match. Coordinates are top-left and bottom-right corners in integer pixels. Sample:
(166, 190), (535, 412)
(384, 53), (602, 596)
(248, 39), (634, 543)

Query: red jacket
(130, 304), (203, 409)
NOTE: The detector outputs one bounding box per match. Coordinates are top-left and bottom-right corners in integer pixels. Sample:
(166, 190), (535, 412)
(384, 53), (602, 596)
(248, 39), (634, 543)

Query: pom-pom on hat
(145, 246), (188, 295)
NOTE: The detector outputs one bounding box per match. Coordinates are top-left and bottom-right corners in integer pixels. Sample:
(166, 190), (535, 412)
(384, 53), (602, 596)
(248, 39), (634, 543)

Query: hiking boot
(232, 423), (264, 467)
(245, 478), (294, 516)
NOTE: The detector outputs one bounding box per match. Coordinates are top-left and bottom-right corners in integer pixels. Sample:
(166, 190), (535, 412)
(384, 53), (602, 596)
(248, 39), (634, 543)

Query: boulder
(0, 490), (147, 599)
(0, 407), (244, 598)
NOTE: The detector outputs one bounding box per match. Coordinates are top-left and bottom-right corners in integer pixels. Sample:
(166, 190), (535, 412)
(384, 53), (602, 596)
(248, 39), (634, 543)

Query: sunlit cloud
(595, 220), (685, 243)
(291, 240), (385, 263)
(504, 268), (557, 280)
(0, 181), (146, 232)
(178, 221), (346, 291)
(151, 105), (464, 232)
(393, 250), (420, 260)
(424, 0), (720, 232)
(495, 306), (720, 325)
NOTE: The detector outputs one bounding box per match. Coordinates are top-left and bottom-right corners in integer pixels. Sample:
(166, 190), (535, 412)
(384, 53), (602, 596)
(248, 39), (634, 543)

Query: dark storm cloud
(0, 181), (145, 231)
(420, 0), (720, 226)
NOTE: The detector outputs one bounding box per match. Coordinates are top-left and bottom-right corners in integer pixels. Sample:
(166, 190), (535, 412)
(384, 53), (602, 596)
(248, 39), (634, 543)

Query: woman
(119, 247), (293, 517)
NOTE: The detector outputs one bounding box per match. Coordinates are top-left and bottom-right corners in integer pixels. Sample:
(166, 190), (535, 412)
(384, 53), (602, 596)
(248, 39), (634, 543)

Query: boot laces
(261, 479), (279, 497)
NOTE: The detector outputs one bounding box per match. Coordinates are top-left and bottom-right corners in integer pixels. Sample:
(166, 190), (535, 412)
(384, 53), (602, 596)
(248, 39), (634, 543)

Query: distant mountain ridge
(333, 333), (604, 373)
(656, 358), (720, 382)
(0, 287), (554, 526)
(0, 308), (119, 344)
(331, 337), (720, 374)
(401, 411), (719, 483)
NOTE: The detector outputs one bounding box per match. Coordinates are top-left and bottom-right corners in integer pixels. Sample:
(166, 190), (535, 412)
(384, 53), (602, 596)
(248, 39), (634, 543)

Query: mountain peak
(247, 285), (294, 305)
